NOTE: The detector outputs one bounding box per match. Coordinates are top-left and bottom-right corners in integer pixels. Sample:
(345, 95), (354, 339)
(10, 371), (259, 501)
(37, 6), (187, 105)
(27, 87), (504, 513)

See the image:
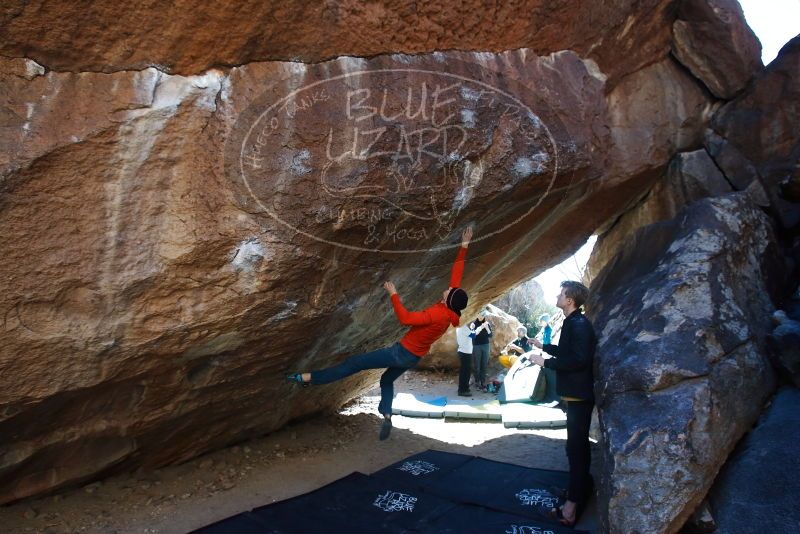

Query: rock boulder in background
(491, 277), (547, 325)
(767, 310), (800, 387)
(423, 304), (521, 370)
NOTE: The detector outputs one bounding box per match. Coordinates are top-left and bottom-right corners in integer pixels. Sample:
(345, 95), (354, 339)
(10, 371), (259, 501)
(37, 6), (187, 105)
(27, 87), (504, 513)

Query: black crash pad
(193, 451), (589, 533)
(421, 456), (571, 522)
(424, 502), (588, 534)
(369, 449), (474, 489)
(250, 471), (456, 533)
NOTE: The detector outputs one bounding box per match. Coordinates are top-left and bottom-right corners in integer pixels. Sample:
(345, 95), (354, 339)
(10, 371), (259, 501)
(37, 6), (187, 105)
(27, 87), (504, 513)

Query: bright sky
(739, 0), (800, 64)
(532, 3), (798, 305)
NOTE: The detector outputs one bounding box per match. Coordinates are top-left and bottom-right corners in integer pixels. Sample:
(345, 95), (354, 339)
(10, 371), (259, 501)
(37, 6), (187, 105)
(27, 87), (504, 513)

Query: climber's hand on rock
(383, 281), (397, 295)
(461, 226), (473, 248)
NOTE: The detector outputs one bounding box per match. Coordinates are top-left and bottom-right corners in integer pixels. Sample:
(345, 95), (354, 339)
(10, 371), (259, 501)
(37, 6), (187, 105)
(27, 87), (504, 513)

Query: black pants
(471, 344), (490, 386)
(311, 343), (420, 416)
(565, 400), (594, 504)
(457, 351), (472, 392)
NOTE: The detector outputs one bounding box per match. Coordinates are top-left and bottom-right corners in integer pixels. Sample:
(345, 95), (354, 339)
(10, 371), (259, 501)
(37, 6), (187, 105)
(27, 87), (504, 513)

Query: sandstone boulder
(604, 58), (711, 182)
(672, 0), (762, 99)
(422, 304), (521, 370)
(586, 148), (732, 284)
(0, 48), (617, 503)
(705, 35), (800, 230)
(0, 0), (675, 85)
(484, 53), (715, 311)
(588, 193), (778, 533)
(0, 0), (756, 508)
(491, 277), (547, 325)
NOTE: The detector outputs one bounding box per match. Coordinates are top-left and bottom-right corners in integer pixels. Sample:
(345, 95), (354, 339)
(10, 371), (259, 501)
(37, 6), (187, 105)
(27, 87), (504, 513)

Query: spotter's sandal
(549, 504), (577, 527)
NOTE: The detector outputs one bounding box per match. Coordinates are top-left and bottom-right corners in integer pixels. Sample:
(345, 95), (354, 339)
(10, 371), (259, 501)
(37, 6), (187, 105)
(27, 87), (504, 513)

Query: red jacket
(390, 246), (467, 356)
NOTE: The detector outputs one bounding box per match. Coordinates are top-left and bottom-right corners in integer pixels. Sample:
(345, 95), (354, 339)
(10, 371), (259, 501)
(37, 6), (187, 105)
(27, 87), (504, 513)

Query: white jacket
(456, 324), (474, 354)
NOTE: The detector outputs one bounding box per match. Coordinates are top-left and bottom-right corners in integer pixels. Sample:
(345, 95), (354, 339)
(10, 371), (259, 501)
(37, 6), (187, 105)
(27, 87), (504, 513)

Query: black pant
(311, 343), (420, 416)
(565, 400), (594, 504)
(471, 344), (490, 386)
(457, 351), (472, 392)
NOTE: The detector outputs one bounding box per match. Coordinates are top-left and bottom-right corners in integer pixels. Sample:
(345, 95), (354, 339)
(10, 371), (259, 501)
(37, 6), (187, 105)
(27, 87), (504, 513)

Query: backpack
(499, 356), (547, 403)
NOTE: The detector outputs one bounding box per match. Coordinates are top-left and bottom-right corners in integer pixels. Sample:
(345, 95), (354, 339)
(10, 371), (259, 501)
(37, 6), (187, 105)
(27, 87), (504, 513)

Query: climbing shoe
(286, 373), (308, 387)
(379, 418), (392, 441)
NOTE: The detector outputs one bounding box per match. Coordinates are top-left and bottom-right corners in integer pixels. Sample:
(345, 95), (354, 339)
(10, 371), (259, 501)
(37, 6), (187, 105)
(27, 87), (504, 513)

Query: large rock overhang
(0, 0), (747, 507)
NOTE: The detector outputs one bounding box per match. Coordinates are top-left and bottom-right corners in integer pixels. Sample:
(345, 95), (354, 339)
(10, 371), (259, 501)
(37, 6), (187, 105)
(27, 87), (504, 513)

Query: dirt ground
(0, 369), (597, 533)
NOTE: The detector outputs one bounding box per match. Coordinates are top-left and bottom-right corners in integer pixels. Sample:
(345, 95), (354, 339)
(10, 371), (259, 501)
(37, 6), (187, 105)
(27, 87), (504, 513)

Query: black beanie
(446, 287), (469, 315)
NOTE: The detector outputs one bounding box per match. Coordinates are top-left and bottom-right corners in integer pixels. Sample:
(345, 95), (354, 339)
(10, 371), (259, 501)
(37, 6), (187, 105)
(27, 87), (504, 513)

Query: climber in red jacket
(288, 226), (473, 440)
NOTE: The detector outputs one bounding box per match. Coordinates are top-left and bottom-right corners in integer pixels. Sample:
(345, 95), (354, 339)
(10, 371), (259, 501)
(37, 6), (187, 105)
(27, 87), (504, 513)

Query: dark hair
(561, 280), (589, 308)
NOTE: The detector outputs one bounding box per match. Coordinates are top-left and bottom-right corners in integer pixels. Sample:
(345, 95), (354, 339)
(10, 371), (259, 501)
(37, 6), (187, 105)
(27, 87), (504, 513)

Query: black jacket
(542, 309), (596, 401)
(470, 318), (493, 346)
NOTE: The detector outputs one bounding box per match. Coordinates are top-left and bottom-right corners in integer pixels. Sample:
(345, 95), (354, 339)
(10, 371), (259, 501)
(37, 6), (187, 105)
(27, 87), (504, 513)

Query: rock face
(706, 387), (800, 533)
(767, 310), (800, 387)
(705, 35), (800, 230)
(604, 58), (711, 182)
(589, 34), (799, 294)
(0, 0), (783, 516)
(423, 304), (521, 369)
(672, 0), (762, 99)
(0, 0), (675, 84)
(0, 46), (623, 503)
(585, 149), (733, 284)
(588, 194), (778, 534)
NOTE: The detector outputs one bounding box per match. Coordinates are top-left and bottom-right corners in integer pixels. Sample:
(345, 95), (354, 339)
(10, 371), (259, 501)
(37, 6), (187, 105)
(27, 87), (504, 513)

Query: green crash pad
(391, 394), (566, 429)
(391, 393), (448, 417)
(443, 399), (503, 420)
(500, 402), (566, 428)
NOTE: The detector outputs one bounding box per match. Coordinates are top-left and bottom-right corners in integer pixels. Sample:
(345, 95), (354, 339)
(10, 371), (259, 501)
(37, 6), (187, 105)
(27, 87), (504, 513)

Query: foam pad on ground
(193, 512), (278, 533)
(370, 449), (474, 489)
(501, 402), (567, 428)
(391, 393), (447, 417)
(422, 502), (589, 534)
(250, 471), (457, 533)
(442, 399), (502, 420)
(423, 456), (572, 523)
(193, 451), (587, 533)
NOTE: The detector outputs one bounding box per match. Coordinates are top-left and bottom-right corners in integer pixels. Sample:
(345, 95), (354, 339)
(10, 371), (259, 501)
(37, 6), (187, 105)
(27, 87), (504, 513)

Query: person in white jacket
(455, 324), (474, 396)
